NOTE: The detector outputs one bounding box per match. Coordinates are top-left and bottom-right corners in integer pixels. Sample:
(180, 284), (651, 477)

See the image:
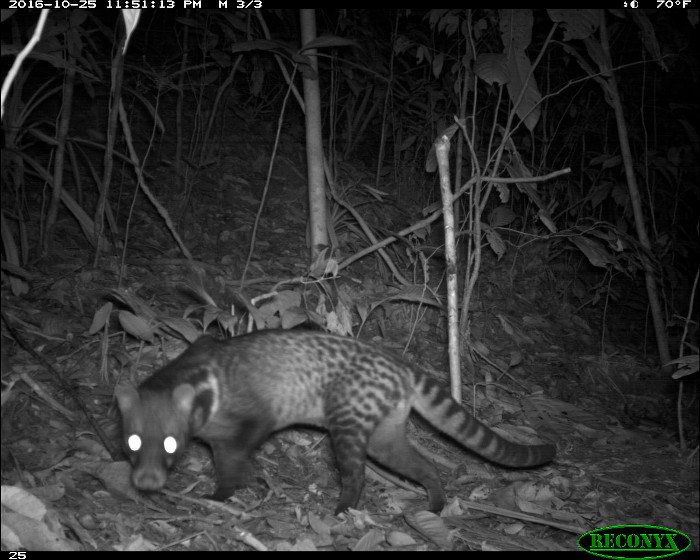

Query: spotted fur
(115, 330), (555, 513)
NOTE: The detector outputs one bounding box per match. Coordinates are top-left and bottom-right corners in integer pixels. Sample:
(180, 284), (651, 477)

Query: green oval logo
(578, 525), (691, 559)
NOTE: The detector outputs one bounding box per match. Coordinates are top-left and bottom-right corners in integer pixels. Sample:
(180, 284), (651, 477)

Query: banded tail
(413, 373), (555, 467)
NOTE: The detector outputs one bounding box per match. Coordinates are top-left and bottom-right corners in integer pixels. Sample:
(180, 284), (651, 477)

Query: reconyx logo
(578, 525), (690, 559)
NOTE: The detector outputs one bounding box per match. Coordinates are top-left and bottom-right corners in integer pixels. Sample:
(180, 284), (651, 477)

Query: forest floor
(1, 124), (697, 552)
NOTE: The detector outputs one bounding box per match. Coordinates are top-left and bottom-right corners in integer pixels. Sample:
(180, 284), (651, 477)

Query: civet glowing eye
(163, 436), (178, 454)
(127, 434), (142, 452)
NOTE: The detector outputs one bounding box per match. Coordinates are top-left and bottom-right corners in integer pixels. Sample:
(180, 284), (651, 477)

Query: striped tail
(413, 373), (555, 467)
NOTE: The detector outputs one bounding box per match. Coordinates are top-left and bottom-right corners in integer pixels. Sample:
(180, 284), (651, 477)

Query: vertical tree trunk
(598, 13), (671, 371)
(300, 9), (328, 262)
